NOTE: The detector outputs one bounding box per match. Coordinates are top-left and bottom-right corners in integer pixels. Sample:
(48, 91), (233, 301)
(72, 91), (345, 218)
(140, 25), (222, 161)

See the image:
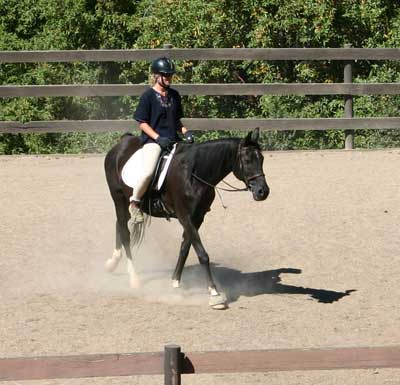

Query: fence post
(344, 43), (354, 149)
(163, 43), (173, 56)
(164, 344), (182, 385)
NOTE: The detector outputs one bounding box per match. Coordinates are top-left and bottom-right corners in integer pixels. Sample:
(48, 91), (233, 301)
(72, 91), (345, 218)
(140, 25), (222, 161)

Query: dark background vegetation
(1, 0), (400, 153)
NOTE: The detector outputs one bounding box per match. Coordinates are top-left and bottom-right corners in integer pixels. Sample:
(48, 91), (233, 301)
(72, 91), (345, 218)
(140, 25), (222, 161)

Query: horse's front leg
(180, 218), (227, 309)
(172, 215), (204, 288)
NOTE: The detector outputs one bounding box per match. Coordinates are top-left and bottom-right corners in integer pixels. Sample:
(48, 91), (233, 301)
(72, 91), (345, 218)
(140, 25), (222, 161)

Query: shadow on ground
(180, 264), (355, 305)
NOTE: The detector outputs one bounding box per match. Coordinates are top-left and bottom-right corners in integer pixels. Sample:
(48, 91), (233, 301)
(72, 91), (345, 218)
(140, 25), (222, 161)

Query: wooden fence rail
(1, 345), (400, 384)
(2, 117), (400, 134)
(2, 83), (400, 97)
(1, 47), (400, 62)
(1, 46), (400, 149)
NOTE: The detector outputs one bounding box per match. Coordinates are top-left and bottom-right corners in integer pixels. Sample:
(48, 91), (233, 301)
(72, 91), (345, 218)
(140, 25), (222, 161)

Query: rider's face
(157, 73), (173, 87)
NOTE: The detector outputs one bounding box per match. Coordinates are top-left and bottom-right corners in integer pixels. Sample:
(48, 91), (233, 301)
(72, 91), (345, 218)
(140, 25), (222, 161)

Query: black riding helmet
(150, 57), (176, 75)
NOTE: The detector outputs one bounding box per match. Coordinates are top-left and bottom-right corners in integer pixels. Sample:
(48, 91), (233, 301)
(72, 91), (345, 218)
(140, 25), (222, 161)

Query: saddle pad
(121, 148), (143, 188)
(121, 144), (176, 191)
(157, 144), (176, 190)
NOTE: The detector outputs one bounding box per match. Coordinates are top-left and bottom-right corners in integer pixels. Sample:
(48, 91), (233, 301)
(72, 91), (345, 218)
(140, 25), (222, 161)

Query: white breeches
(130, 142), (162, 202)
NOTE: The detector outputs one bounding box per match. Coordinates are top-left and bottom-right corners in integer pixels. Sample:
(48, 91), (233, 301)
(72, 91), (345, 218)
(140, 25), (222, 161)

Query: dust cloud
(87, 216), (211, 307)
(20, 212), (271, 307)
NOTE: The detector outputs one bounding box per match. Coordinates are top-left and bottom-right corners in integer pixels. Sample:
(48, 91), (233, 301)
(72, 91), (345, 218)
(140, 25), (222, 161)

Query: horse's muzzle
(250, 179), (270, 201)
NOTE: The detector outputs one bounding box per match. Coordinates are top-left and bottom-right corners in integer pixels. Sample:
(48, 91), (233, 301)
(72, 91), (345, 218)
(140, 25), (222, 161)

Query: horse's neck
(196, 139), (239, 184)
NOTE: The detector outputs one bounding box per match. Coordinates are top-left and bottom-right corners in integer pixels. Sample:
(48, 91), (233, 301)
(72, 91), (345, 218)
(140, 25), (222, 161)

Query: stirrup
(129, 204), (144, 224)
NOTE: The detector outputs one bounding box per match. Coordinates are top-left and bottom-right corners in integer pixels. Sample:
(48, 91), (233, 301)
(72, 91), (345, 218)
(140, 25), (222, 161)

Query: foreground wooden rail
(1, 345), (400, 384)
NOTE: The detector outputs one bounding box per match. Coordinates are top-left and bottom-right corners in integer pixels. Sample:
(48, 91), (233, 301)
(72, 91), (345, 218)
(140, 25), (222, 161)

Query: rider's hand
(184, 130), (195, 143)
(156, 136), (173, 151)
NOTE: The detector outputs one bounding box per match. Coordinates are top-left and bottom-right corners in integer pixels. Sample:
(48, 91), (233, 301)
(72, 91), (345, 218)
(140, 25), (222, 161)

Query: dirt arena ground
(1, 149), (400, 385)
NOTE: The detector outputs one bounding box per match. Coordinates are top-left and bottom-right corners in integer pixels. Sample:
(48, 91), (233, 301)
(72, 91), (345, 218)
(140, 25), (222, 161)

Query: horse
(104, 127), (270, 309)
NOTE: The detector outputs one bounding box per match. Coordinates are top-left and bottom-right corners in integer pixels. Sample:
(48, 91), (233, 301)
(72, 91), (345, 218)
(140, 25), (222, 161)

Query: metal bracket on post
(164, 344), (182, 385)
(344, 43), (354, 150)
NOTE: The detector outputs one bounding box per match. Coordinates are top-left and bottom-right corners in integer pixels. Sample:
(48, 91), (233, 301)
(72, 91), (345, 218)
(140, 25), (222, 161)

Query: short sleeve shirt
(134, 87), (183, 144)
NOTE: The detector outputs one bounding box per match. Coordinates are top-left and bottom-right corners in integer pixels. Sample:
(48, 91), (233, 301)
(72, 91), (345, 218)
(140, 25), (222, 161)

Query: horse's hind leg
(109, 193), (140, 288)
(105, 220), (123, 272)
(171, 230), (191, 288)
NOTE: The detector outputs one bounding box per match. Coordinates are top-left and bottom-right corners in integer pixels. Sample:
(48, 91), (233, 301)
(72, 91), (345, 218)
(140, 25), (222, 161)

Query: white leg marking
(208, 287), (228, 309)
(172, 279), (180, 288)
(209, 287), (219, 296)
(127, 259), (140, 289)
(105, 248), (122, 272)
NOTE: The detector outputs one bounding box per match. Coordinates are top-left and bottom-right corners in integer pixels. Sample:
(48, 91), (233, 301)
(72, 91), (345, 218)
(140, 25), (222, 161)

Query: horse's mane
(176, 134), (261, 159)
(174, 137), (241, 184)
(197, 137), (240, 146)
(197, 135), (261, 150)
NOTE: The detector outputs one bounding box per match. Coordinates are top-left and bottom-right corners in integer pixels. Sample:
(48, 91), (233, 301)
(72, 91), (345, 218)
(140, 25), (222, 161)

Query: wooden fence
(1, 344), (400, 384)
(1, 45), (400, 149)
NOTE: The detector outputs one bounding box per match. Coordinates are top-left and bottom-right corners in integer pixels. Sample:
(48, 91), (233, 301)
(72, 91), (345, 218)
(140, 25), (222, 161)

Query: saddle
(151, 144), (176, 191)
(121, 144), (177, 220)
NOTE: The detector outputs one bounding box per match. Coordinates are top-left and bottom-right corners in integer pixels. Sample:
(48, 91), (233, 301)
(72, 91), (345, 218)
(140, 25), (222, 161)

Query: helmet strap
(156, 75), (170, 90)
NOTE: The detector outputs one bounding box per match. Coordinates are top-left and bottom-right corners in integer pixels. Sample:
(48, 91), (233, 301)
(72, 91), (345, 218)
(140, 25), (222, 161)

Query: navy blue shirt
(134, 87), (183, 144)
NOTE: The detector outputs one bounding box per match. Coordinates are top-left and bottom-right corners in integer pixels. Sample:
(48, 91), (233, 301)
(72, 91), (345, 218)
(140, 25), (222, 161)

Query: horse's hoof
(172, 280), (180, 288)
(130, 274), (141, 289)
(105, 250), (122, 272)
(209, 293), (228, 310)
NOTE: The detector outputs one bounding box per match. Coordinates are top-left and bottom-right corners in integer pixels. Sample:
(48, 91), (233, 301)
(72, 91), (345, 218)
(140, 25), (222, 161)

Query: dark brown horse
(104, 127), (269, 309)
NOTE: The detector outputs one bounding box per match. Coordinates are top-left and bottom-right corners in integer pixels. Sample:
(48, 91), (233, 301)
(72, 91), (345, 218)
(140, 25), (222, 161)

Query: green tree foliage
(0, 0), (142, 153)
(1, 0), (400, 153)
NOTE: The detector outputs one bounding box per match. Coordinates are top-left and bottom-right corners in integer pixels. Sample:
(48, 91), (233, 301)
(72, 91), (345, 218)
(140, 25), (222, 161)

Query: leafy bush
(1, 0), (400, 153)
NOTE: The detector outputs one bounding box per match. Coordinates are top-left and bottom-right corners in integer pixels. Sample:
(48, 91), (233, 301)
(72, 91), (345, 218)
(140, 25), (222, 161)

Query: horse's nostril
(262, 186), (270, 199)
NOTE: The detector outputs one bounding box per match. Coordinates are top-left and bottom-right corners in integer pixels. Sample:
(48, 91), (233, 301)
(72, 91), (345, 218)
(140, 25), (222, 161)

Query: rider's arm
(138, 121), (160, 140)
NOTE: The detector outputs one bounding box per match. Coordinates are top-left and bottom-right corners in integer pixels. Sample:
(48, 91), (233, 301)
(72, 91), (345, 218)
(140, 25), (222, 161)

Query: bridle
(192, 142), (265, 192)
(190, 142), (265, 209)
(235, 142), (265, 188)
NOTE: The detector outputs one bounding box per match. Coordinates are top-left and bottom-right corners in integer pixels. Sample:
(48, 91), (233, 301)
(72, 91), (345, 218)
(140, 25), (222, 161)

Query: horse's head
(233, 127), (270, 201)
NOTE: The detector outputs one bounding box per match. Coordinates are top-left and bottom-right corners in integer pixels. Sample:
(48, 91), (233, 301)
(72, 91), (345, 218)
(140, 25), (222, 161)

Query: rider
(129, 57), (194, 226)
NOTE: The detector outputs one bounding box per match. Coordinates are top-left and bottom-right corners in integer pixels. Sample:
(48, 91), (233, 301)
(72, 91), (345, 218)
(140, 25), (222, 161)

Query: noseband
(236, 142), (265, 188)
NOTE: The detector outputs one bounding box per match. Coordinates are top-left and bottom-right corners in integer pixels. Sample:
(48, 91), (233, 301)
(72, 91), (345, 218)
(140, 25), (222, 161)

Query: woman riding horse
(105, 125), (270, 309)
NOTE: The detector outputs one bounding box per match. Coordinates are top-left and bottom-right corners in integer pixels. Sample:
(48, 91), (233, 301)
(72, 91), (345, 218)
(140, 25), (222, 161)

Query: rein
(191, 173), (245, 209)
(192, 173), (248, 192)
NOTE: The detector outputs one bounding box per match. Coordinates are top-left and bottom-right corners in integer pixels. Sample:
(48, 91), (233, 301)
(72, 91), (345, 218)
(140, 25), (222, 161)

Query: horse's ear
(245, 127), (260, 145)
(251, 127), (260, 142)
